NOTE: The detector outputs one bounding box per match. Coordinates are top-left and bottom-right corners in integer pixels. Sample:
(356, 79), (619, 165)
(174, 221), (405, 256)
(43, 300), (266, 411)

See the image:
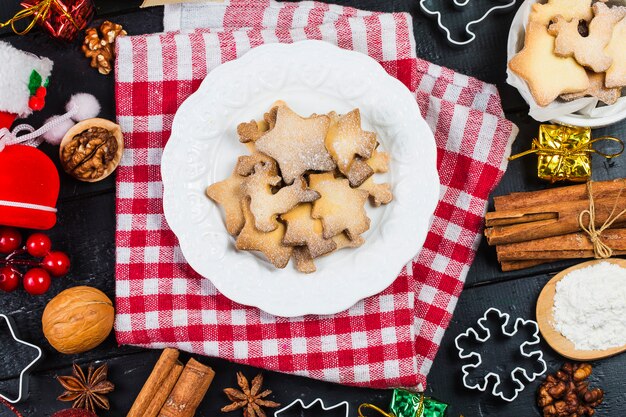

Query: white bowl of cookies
(507, 0), (626, 127)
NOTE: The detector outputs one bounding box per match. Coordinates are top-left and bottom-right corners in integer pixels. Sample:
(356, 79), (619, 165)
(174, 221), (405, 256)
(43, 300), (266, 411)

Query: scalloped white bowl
(161, 40), (439, 317)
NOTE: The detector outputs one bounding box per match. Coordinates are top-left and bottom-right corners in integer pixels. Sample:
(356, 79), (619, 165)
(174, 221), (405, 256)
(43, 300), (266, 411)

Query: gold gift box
(536, 124), (592, 183)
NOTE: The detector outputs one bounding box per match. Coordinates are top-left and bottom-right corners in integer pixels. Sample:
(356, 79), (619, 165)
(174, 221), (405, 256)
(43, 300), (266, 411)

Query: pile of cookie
(206, 102), (393, 273)
(509, 0), (625, 107)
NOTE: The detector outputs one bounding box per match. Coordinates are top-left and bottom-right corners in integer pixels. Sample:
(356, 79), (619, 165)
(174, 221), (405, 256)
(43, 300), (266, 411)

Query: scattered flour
(553, 261), (626, 351)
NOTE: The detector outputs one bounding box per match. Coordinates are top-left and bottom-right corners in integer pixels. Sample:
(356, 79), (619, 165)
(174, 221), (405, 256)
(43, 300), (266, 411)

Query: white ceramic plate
(162, 40), (439, 317)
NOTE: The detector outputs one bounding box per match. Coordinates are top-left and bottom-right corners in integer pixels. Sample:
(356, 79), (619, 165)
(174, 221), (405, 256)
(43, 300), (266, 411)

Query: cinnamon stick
(484, 196), (626, 245)
(127, 348), (180, 417)
(143, 363), (184, 417)
(496, 229), (626, 258)
(158, 358), (215, 417)
(500, 259), (557, 271)
(493, 178), (626, 211)
(498, 249), (626, 261)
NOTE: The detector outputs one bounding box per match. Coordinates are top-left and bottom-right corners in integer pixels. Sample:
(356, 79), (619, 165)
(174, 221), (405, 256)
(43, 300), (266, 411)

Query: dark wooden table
(1, 1), (625, 416)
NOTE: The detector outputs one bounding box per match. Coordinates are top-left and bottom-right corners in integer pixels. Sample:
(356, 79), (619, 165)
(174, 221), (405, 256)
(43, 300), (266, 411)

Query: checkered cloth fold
(114, 0), (518, 389)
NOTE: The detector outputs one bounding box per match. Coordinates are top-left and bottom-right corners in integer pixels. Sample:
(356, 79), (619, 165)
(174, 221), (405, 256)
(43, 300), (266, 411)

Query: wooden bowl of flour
(536, 258), (626, 361)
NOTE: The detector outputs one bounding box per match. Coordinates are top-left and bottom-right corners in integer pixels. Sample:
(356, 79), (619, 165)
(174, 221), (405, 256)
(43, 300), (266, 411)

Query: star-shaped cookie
(309, 172), (370, 240)
(236, 200), (293, 269)
(509, 22), (589, 107)
(281, 203), (337, 258)
(206, 166), (246, 236)
(326, 109), (377, 185)
(255, 105), (335, 184)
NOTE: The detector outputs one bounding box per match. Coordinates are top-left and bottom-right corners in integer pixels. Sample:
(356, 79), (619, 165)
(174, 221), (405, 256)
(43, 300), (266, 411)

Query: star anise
(57, 363), (115, 414)
(221, 372), (280, 417)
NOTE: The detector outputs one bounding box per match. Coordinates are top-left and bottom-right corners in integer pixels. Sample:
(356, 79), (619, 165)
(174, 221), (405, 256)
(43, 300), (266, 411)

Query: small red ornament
(26, 233), (52, 257)
(42, 251), (70, 277)
(0, 266), (20, 292)
(23, 267), (51, 295)
(19, 0), (95, 42)
(0, 145), (60, 230)
(28, 95), (45, 111)
(0, 227), (22, 254)
(51, 409), (97, 417)
(35, 86), (47, 98)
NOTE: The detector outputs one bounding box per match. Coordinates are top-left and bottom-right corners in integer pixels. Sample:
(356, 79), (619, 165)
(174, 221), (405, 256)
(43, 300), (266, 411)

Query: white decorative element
(274, 398), (350, 417)
(419, 0), (517, 47)
(454, 307), (547, 402)
(66, 93), (101, 122)
(0, 314), (43, 403)
(162, 40), (440, 317)
(41, 115), (76, 145)
(0, 200), (57, 213)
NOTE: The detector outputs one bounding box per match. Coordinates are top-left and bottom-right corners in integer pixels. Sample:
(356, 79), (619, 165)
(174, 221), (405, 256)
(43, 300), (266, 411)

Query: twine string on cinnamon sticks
(579, 181), (626, 259)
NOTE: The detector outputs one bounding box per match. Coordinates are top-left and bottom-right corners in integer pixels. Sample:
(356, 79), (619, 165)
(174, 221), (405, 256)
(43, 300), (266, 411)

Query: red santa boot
(0, 41), (59, 230)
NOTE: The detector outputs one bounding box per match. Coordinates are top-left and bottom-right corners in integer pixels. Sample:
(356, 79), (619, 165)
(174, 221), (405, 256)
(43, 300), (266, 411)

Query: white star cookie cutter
(454, 307), (547, 402)
(275, 398), (349, 417)
(419, 0), (517, 46)
(0, 314), (43, 403)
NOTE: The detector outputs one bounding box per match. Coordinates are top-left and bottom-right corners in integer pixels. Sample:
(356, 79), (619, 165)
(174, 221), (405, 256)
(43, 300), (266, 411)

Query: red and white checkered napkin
(114, 0), (518, 389)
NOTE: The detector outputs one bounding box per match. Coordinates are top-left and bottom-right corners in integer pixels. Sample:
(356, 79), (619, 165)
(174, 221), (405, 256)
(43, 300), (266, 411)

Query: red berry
(42, 251), (70, 277)
(28, 95), (45, 111)
(0, 227), (21, 254)
(52, 409), (97, 417)
(0, 266), (20, 292)
(23, 268), (51, 295)
(35, 86), (47, 98)
(26, 233), (52, 257)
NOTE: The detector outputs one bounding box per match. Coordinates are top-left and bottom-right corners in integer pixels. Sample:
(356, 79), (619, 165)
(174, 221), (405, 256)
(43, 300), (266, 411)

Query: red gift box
(19, 0), (94, 42)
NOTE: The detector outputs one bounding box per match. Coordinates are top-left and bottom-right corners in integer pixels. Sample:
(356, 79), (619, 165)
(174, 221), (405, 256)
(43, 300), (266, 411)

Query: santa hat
(0, 41), (53, 129)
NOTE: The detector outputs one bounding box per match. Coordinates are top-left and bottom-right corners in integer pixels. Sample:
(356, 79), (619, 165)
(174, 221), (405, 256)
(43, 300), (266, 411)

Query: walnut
(59, 118), (124, 182)
(82, 20), (127, 75)
(537, 363), (603, 417)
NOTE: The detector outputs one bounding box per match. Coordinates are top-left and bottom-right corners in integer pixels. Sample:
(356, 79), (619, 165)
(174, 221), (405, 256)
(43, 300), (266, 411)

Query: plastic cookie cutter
(454, 307), (547, 402)
(0, 314), (43, 403)
(419, 0), (517, 46)
(275, 398), (349, 417)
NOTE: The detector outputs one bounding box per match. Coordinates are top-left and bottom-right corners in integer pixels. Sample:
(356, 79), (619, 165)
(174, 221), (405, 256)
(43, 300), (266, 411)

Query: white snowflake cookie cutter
(275, 398), (349, 417)
(454, 307), (547, 402)
(419, 0), (517, 46)
(0, 314), (43, 403)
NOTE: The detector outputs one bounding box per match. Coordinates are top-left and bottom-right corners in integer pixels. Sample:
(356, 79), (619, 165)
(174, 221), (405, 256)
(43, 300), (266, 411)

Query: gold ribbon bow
(0, 0), (79, 35)
(509, 136), (623, 164)
(579, 181), (626, 259)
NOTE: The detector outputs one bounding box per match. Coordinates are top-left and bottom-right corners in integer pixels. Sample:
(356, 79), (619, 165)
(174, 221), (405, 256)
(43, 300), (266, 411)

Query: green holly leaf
(28, 70), (43, 96)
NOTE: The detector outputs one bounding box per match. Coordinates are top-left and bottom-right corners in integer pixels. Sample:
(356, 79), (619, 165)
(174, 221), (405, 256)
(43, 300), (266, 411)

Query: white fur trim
(0, 41), (53, 118)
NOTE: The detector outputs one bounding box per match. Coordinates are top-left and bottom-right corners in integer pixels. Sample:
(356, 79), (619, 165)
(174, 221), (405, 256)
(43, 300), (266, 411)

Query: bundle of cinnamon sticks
(127, 349), (215, 417)
(485, 179), (626, 271)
